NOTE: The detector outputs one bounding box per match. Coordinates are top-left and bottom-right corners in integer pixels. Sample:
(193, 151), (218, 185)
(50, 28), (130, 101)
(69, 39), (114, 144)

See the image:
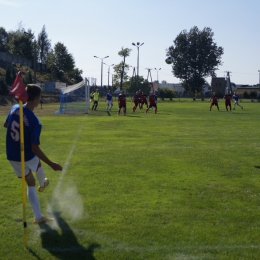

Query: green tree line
(0, 23), (83, 94)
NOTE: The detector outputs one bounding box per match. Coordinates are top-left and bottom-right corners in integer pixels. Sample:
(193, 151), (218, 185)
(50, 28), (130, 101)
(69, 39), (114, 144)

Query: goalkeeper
(92, 89), (99, 111)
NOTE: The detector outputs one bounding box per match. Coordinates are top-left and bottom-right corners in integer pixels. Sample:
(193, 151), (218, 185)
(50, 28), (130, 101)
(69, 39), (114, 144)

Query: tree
(23, 68), (33, 85)
(5, 64), (16, 85)
(6, 26), (34, 60)
(0, 77), (8, 95)
(68, 67), (83, 82)
(113, 62), (130, 89)
(127, 75), (150, 94)
(0, 27), (8, 52)
(37, 25), (51, 70)
(167, 26), (224, 95)
(118, 47), (132, 90)
(46, 42), (75, 80)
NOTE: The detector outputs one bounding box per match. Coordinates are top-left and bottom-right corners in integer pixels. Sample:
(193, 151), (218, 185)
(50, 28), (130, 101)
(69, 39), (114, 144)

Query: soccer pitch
(1, 99), (260, 259)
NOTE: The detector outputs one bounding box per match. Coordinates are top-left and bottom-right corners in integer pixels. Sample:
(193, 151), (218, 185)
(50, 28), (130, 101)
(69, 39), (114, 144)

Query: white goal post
(55, 77), (96, 114)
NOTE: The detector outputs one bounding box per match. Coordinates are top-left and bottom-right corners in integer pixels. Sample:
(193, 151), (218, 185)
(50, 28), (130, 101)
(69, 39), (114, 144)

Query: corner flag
(9, 71), (28, 247)
(9, 71), (28, 103)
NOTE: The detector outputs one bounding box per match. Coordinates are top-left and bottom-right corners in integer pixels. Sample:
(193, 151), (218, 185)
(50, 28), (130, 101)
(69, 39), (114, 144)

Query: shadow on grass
(38, 212), (100, 260)
(254, 166), (260, 169)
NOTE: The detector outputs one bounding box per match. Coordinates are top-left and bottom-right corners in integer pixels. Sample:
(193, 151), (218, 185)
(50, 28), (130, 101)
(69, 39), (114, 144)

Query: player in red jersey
(140, 92), (148, 109)
(117, 90), (126, 116)
(223, 91), (232, 112)
(132, 91), (139, 112)
(145, 91), (157, 114)
(209, 92), (219, 111)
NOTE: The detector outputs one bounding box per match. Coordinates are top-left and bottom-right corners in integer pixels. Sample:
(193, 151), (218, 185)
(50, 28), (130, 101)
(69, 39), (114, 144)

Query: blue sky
(0, 0), (259, 85)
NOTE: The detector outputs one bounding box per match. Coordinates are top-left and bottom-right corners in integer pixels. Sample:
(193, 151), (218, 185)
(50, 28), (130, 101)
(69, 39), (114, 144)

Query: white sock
(27, 186), (43, 220)
(36, 166), (45, 187)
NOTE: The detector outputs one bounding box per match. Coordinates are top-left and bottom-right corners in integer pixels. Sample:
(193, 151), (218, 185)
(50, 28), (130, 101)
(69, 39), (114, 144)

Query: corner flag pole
(9, 71), (29, 247)
(19, 99), (28, 247)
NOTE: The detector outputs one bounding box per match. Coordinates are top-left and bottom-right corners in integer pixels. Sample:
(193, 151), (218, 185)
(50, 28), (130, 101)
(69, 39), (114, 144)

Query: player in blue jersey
(3, 84), (62, 224)
(232, 92), (243, 110)
(106, 90), (113, 112)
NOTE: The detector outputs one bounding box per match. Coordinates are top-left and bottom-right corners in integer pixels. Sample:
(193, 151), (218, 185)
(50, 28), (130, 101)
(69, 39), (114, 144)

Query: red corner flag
(9, 71), (28, 103)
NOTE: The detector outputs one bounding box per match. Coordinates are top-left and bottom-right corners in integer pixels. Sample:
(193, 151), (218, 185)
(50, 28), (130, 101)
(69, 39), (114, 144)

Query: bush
(249, 91), (257, 99)
(157, 87), (178, 100)
(243, 91), (249, 99)
(0, 77), (8, 95)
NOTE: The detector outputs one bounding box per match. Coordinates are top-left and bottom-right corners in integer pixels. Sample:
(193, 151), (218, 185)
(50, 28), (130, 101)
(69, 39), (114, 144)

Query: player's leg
(145, 105), (150, 113)
(154, 104), (157, 113)
(123, 105), (126, 116)
(237, 102), (243, 109)
(26, 171), (43, 221)
(117, 105), (121, 115)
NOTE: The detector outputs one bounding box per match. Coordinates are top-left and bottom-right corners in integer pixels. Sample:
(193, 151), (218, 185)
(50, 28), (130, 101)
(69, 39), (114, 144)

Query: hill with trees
(0, 23), (83, 94)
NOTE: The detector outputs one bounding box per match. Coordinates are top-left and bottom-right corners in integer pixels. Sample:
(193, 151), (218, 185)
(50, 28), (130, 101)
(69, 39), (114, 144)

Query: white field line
(50, 119), (85, 204)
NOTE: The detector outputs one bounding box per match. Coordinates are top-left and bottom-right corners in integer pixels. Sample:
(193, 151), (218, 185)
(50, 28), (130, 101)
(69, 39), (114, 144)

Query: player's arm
(3, 121), (7, 128)
(32, 144), (62, 171)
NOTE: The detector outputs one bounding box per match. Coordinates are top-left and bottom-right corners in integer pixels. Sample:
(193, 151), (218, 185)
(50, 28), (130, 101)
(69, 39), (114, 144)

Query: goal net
(55, 77), (96, 114)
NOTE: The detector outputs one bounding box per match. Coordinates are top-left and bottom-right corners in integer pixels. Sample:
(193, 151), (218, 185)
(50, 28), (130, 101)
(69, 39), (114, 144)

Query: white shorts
(9, 156), (40, 178)
(106, 100), (113, 105)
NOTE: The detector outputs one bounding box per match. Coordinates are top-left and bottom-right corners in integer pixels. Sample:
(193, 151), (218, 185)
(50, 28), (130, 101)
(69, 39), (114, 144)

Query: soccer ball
(165, 56), (174, 64)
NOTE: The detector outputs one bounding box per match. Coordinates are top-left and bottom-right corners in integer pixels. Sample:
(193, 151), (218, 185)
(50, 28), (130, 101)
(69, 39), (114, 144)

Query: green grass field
(1, 99), (260, 260)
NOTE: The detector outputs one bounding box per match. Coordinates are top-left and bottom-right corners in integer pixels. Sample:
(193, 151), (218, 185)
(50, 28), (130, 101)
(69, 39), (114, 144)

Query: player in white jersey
(4, 84), (62, 224)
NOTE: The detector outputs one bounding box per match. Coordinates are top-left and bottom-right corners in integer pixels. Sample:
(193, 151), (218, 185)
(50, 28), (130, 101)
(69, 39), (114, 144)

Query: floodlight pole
(104, 63), (114, 88)
(154, 68), (161, 82)
(94, 55), (109, 88)
(132, 42), (144, 89)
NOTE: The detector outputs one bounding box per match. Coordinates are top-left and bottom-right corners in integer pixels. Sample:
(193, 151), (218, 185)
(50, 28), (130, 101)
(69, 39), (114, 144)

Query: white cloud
(0, 0), (24, 7)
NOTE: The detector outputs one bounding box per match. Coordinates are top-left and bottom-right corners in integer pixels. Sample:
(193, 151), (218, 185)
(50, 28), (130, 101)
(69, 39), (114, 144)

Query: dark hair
(26, 84), (42, 101)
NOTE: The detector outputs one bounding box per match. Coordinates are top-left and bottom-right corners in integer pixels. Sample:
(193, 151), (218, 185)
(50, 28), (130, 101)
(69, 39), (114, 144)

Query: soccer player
(232, 92), (243, 110)
(132, 91), (139, 112)
(209, 92), (219, 111)
(3, 84), (62, 224)
(92, 89), (99, 111)
(90, 91), (94, 103)
(223, 91), (232, 112)
(117, 90), (126, 116)
(145, 91), (157, 114)
(140, 92), (148, 109)
(106, 90), (113, 112)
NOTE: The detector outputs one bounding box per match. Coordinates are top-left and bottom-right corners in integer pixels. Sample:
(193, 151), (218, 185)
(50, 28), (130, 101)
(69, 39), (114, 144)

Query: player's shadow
(38, 212), (100, 260)
(254, 166), (260, 169)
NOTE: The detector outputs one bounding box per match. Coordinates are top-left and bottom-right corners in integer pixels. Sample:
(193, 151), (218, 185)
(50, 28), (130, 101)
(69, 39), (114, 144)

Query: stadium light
(104, 63), (114, 88)
(154, 68), (161, 82)
(132, 42), (144, 89)
(94, 55), (109, 88)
